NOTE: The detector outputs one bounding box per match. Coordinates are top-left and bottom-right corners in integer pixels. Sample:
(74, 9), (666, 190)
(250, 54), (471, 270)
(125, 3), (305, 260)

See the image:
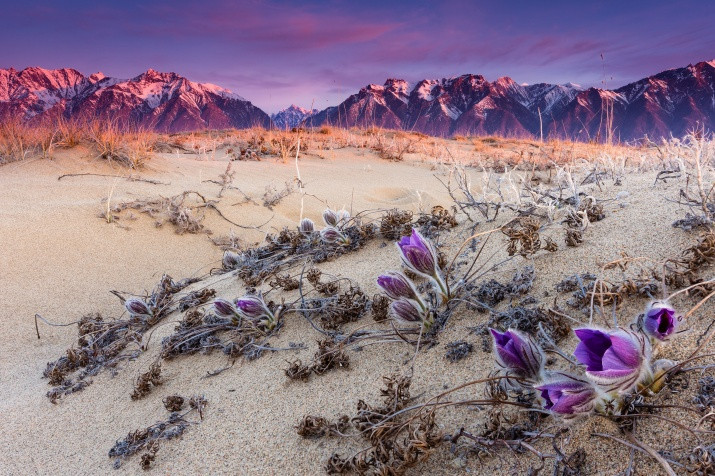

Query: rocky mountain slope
(0, 67), (270, 131)
(309, 60), (715, 142)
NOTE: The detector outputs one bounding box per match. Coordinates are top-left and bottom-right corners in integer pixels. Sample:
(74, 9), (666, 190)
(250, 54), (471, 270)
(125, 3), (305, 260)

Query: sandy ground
(0, 143), (712, 475)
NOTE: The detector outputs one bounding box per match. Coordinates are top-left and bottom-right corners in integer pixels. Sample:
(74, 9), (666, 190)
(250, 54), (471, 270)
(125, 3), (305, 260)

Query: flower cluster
(376, 229), (449, 330)
(490, 300), (682, 418)
(212, 294), (278, 331)
(300, 207), (352, 246)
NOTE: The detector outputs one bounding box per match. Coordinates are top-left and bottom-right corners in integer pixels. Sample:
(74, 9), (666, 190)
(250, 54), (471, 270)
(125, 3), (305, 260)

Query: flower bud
(320, 226), (349, 245)
(213, 298), (239, 319)
(535, 372), (598, 417)
(337, 209), (350, 224)
(299, 218), (315, 234)
(125, 298), (152, 317)
(642, 301), (680, 341)
(574, 328), (651, 393)
(377, 271), (421, 302)
(389, 298), (428, 327)
(396, 229), (438, 278)
(490, 328), (545, 381)
(322, 208), (338, 226)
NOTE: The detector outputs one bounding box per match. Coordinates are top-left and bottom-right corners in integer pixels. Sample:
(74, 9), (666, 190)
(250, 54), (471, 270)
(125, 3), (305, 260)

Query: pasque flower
(389, 298), (432, 329)
(322, 208), (339, 227)
(320, 226), (350, 245)
(574, 328), (651, 393)
(236, 295), (277, 330)
(299, 218), (315, 234)
(396, 229), (448, 299)
(125, 298), (153, 318)
(377, 271), (424, 307)
(490, 328), (545, 381)
(642, 301), (680, 341)
(535, 372), (599, 417)
(213, 298), (240, 321)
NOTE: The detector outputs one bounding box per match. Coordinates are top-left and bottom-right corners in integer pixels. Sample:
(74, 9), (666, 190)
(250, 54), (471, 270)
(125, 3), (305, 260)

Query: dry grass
(0, 119), (712, 175)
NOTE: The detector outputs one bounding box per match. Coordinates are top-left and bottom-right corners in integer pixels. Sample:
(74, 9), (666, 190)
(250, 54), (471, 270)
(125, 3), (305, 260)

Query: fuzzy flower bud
(320, 226), (349, 245)
(125, 298), (152, 317)
(235, 295), (276, 330)
(396, 229), (438, 277)
(299, 218), (315, 234)
(322, 208), (339, 227)
(389, 298), (430, 328)
(535, 372), (599, 417)
(574, 328), (651, 393)
(377, 271), (421, 302)
(642, 301), (680, 341)
(490, 328), (545, 382)
(213, 298), (239, 319)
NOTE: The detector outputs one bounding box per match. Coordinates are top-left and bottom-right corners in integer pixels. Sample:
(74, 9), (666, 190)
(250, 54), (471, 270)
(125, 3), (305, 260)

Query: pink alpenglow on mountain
(0, 67), (270, 132)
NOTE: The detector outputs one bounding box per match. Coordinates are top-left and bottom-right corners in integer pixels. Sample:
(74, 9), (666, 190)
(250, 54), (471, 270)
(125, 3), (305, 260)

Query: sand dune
(0, 136), (713, 475)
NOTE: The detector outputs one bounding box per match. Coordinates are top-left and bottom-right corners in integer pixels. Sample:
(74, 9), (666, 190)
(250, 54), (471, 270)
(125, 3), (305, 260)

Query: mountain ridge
(1, 61), (714, 141)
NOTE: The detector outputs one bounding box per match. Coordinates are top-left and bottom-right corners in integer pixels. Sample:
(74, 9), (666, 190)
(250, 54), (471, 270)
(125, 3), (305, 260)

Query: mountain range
(1, 61), (714, 141)
(0, 67), (270, 131)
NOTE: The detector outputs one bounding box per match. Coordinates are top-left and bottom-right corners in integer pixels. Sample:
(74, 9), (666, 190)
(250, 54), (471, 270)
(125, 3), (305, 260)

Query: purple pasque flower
(389, 298), (431, 328)
(125, 298), (153, 317)
(213, 298), (239, 319)
(396, 228), (448, 298)
(236, 295), (276, 330)
(643, 301), (680, 341)
(574, 328), (651, 393)
(322, 208), (338, 227)
(377, 271), (423, 305)
(320, 226), (349, 245)
(396, 229), (438, 277)
(535, 372), (598, 417)
(490, 328), (545, 381)
(299, 218), (315, 234)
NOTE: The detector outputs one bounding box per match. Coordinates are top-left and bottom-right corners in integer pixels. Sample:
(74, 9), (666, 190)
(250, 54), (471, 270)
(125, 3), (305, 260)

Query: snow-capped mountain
(0, 67), (270, 131)
(271, 104), (318, 129)
(309, 60), (715, 142)
(1, 61), (714, 141)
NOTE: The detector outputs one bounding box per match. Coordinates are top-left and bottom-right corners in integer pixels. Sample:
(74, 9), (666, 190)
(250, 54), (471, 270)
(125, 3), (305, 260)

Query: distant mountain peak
(271, 104), (318, 129)
(309, 60), (715, 141)
(0, 67), (269, 131)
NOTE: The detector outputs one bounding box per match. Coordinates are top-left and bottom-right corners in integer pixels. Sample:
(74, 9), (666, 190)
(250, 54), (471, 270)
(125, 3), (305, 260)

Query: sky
(2, 0), (714, 113)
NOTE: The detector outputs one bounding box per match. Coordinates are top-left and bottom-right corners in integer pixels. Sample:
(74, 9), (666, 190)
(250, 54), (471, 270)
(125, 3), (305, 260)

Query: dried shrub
(270, 274), (300, 291)
(693, 376), (715, 414)
(296, 415), (350, 439)
(131, 363), (162, 400)
(416, 205), (458, 237)
(109, 397), (205, 469)
(311, 375), (442, 475)
(315, 286), (369, 330)
(502, 217), (542, 257)
(380, 209), (413, 240)
(177, 288), (216, 312)
(163, 395), (185, 412)
(285, 339), (350, 381)
(371, 294), (390, 321)
(43, 275), (198, 402)
(565, 228), (583, 247)
(467, 266), (535, 312)
(110, 191), (211, 235)
(445, 341), (473, 362)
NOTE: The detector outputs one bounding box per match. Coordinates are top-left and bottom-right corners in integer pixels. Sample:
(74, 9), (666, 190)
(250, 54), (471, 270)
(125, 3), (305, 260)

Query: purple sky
(3, 0), (714, 113)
